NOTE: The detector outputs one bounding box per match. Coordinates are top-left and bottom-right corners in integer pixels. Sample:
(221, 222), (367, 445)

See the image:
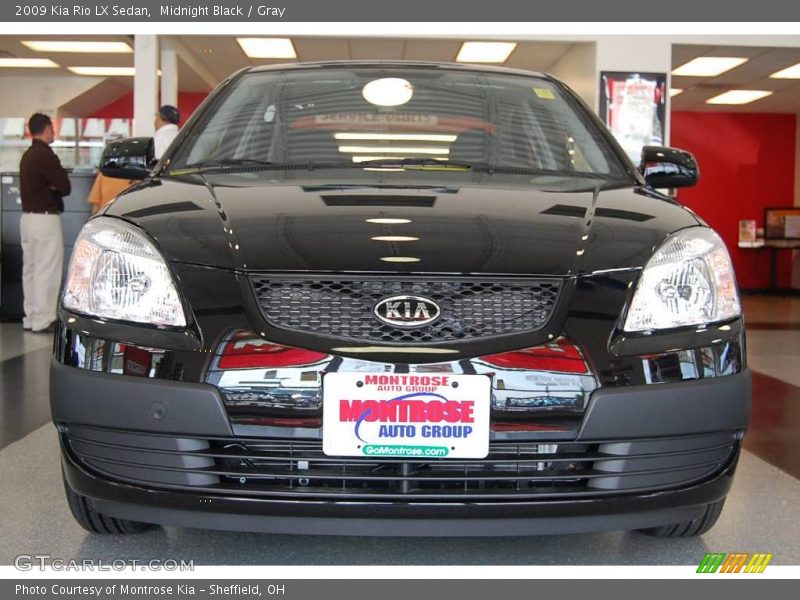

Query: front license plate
(322, 372), (491, 459)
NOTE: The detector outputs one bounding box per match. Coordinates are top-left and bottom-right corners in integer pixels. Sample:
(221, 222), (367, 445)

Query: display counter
(738, 238), (800, 293)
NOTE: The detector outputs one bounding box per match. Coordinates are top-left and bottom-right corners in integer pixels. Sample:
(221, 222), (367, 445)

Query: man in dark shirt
(19, 113), (71, 333)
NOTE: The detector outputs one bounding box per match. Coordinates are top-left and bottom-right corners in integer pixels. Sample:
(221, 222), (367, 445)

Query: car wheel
(639, 498), (725, 538)
(63, 475), (155, 534)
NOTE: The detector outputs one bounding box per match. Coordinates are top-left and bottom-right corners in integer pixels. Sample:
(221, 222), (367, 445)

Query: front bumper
(52, 360), (750, 536)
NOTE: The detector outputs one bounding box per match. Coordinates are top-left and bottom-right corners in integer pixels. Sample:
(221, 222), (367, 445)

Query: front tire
(639, 498), (725, 538)
(64, 476), (155, 534)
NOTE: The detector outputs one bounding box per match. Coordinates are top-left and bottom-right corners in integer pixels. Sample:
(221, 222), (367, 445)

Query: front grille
(67, 427), (735, 501)
(250, 277), (562, 343)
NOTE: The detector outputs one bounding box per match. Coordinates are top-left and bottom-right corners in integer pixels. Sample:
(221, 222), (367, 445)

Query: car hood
(105, 174), (700, 276)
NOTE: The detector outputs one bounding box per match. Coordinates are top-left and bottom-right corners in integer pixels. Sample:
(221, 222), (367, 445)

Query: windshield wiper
(172, 159), (343, 175)
(355, 157), (474, 170)
(354, 159), (620, 180)
(180, 158), (277, 171)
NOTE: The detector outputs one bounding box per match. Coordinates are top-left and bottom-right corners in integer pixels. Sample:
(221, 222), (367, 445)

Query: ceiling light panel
(380, 256), (420, 263)
(770, 63), (800, 79)
(340, 146), (450, 155)
(456, 42), (517, 63)
(705, 90), (773, 105)
(335, 133), (457, 142)
(0, 58), (59, 68)
(237, 38), (297, 59)
(22, 40), (132, 53)
(672, 57), (748, 77)
(365, 218), (412, 224)
(67, 66), (136, 76)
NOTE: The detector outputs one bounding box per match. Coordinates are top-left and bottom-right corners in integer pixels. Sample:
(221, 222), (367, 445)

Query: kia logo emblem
(373, 295), (441, 328)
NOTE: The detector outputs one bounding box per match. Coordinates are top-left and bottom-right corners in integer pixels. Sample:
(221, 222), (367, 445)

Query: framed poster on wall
(599, 71), (667, 165)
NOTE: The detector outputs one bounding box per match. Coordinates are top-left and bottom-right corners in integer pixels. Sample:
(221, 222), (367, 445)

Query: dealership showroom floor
(0, 295), (798, 565)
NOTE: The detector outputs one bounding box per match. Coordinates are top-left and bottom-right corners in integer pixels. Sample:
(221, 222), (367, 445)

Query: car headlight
(62, 217), (187, 327)
(623, 227), (740, 332)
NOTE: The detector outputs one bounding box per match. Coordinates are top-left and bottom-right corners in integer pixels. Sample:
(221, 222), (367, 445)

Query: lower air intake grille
(249, 277), (562, 343)
(67, 427), (736, 502)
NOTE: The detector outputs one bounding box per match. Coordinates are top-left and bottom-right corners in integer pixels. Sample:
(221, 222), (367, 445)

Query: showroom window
(0, 116), (131, 172)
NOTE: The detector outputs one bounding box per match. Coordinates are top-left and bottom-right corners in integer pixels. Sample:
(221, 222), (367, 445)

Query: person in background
(19, 113), (70, 333)
(153, 104), (180, 159)
(87, 134), (136, 214)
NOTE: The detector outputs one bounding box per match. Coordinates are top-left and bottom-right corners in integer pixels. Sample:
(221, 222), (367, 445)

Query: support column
(160, 39), (178, 109)
(133, 34), (158, 137)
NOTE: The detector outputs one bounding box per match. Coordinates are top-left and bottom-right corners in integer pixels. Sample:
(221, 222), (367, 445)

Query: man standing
(19, 113), (70, 333)
(153, 105), (180, 159)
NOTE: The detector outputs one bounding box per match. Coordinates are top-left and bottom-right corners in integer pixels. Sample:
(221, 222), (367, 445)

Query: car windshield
(170, 66), (631, 181)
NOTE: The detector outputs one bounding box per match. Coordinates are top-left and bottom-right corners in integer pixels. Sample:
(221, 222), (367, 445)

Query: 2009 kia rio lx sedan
(52, 61), (750, 537)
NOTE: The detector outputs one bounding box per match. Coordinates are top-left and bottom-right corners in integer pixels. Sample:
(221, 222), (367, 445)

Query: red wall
(89, 91), (209, 125)
(671, 111), (797, 290)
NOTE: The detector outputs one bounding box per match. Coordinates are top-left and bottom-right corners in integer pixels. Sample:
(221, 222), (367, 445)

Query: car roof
(244, 60), (551, 80)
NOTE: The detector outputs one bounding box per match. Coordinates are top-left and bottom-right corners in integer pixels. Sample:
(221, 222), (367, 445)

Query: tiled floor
(742, 294), (800, 325)
(745, 330), (800, 387)
(0, 323), (53, 362)
(0, 294), (798, 564)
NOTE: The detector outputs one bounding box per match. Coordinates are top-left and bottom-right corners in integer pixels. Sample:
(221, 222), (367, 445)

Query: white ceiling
(671, 44), (800, 113)
(2, 36), (800, 114)
(0, 34), (576, 92)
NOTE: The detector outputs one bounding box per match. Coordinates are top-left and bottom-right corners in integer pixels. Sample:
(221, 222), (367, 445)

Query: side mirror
(639, 145), (699, 189)
(101, 137), (155, 180)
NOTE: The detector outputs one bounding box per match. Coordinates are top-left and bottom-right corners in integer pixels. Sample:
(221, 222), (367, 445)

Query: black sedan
(52, 61), (749, 537)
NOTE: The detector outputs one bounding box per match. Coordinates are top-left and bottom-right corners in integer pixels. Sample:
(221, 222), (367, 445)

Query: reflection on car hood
(105, 175), (700, 275)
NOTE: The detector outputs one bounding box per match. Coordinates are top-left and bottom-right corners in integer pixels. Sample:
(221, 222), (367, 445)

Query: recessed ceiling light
(22, 40), (132, 53)
(340, 146), (450, 155)
(670, 88), (684, 97)
(68, 66), (135, 76)
(380, 256), (420, 263)
(362, 78), (414, 107)
(366, 218), (412, 224)
(672, 57), (748, 77)
(770, 63), (800, 79)
(456, 41), (517, 63)
(335, 133), (457, 142)
(371, 236), (419, 242)
(706, 90), (773, 105)
(0, 58), (58, 68)
(237, 38), (296, 59)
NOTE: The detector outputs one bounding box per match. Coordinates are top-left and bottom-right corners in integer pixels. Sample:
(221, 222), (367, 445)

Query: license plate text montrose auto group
(322, 373), (491, 459)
